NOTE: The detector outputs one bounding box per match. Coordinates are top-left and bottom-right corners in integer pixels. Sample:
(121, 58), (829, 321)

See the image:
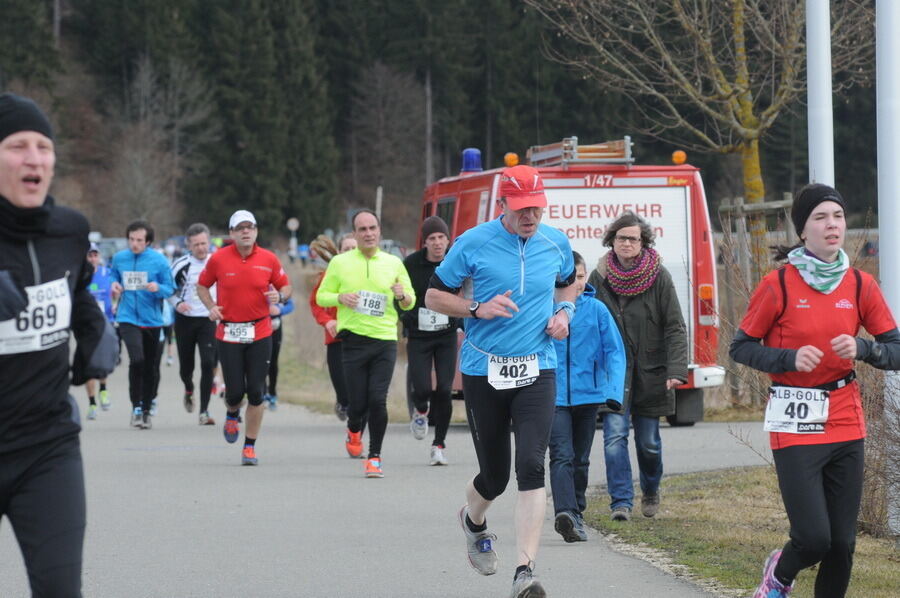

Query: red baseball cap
(499, 165), (547, 210)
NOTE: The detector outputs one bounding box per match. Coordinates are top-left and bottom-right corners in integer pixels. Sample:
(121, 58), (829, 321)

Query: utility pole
(806, 0), (835, 186)
(876, 0), (900, 542)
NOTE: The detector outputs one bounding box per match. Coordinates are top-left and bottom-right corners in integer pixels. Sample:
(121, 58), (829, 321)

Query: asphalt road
(0, 358), (770, 597)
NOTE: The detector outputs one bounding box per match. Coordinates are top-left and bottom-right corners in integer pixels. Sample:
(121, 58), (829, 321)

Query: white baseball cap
(229, 210), (257, 230)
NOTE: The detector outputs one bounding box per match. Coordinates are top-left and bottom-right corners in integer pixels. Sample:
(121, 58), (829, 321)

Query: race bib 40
(764, 385), (829, 434)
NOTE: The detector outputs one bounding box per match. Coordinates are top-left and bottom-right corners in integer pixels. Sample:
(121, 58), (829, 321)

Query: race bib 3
(418, 307), (450, 331)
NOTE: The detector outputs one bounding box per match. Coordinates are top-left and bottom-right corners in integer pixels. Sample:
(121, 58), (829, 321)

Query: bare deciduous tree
(350, 62), (426, 243)
(525, 0), (873, 279)
(108, 55), (219, 237)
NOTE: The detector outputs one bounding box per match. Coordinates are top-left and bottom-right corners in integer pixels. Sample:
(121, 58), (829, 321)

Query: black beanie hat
(0, 93), (54, 144)
(791, 183), (847, 237)
(421, 215), (449, 241)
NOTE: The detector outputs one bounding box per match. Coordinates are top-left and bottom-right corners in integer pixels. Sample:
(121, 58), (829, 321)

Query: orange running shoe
(345, 430), (363, 458)
(364, 457), (383, 478)
(241, 445), (258, 466)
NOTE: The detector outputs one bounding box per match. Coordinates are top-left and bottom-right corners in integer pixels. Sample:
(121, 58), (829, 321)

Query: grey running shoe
(572, 513), (588, 542)
(199, 411), (216, 426)
(641, 493), (660, 518)
(611, 506), (632, 521)
(130, 407), (142, 428)
(509, 567), (546, 598)
(141, 412), (152, 430)
(410, 409), (428, 440)
(554, 511), (582, 543)
(334, 402), (348, 421)
(458, 505), (498, 575)
(183, 391), (194, 413)
(429, 445), (448, 466)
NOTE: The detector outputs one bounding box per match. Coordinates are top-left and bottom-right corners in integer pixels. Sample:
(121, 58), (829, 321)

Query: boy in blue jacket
(110, 220), (174, 429)
(549, 251), (626, 542)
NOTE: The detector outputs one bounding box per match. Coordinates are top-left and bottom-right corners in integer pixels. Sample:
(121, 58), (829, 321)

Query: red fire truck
(417, 136), (724, 425)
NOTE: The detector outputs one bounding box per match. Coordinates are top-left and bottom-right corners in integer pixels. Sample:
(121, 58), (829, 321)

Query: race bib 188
(764, 385), (829, 434)
(0, 278), (72, 355)
(487, 353), (539, 390)
(355, 290), (387, 317)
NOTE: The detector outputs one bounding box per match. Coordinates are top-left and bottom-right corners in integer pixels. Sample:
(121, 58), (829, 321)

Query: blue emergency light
(461, 148), (483, 173)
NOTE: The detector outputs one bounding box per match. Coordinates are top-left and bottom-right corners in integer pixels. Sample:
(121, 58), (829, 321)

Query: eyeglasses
(232, 224), (256, 232)
(614, 235), (641, 244)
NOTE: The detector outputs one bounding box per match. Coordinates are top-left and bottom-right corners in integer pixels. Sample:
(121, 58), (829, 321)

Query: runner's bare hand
(544, 310), (569, 339)
(391, 277), (405, 300)
(265, 285), (280, 304)
(795, 345), (824, 372)
(339, 293), (359, 309)
(176, 302), (191, 315)
(325, 320), (338, 336)
(111, 281), (123, 298)
(477, 290), (518, 320)
(830, 334), (857, 360)
(145, 281), (159, 293)
(208, 305), (224, 321)
(666, 378), (682, 390)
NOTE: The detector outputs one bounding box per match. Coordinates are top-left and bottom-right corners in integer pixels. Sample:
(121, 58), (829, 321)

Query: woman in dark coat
(588, 212), (688, 521)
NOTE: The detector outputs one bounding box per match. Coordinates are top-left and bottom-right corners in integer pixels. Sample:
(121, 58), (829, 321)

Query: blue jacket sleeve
(597, 302), (626, 401)
(279, 298), (296, 316)
(154, 254), (175, 298)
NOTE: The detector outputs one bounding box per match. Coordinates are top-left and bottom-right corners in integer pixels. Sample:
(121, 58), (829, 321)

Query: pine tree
(0, 0), (60, 90)
(268, 0), (339, 242)
(189, 0), (288, 234)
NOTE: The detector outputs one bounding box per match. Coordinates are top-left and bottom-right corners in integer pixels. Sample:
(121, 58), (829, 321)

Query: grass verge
(584, 466), (900, 597)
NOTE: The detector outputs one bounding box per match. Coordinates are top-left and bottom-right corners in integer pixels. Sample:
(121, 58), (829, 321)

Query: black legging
(341, 332), (397, 458)
(773, 438), (864, 598)
(0, 434), (84, 597)
(462, 370), (556, 500)
(407, 332), (456, 446)
(266, 325), (283, 396)
(118, 323), (161, 413)
(327, 342), (349, 408)
(217, 337), (272, 408)
(174, 314), (217, 413)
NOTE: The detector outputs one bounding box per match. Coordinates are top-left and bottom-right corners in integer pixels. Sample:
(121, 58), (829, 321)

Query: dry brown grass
(585, 466), (900, 597)
(277, 261), (466, 423)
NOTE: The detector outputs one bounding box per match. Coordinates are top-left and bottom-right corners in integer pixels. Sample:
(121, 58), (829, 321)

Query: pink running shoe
(753, 549), (793, 598)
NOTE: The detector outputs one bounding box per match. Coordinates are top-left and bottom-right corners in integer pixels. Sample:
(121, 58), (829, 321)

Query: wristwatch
(468, 301), (480, 319)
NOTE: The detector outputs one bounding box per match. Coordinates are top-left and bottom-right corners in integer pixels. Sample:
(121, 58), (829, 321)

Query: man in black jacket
(0, 92), (115, 597)
(402, 216), (459, 465)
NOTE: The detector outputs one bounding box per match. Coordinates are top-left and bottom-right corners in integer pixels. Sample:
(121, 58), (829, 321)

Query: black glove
(0, 270), (27, 320)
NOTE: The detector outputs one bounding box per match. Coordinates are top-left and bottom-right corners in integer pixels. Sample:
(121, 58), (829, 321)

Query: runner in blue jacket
(110, 221), (174, 428)
(549, 251), (626, 542)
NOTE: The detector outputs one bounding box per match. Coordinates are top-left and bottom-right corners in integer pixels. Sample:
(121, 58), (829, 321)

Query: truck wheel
(667, 388), (704, 426)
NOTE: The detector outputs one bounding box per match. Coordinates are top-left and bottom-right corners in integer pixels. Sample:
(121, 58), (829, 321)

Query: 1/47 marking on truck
(584, 174), (614, 187)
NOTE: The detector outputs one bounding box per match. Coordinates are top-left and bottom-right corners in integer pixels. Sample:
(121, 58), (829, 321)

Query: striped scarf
(606, 248), (660, 296)
(788, 247), (849, 294)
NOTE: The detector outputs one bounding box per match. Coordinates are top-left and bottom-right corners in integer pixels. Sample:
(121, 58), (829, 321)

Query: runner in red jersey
(730, 184), (900, 598)
(197, 210), (292, 465)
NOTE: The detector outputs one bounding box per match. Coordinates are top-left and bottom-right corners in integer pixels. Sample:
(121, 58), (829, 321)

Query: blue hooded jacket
(111, 248), (174, 327)
(553, 284), (626, 407)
